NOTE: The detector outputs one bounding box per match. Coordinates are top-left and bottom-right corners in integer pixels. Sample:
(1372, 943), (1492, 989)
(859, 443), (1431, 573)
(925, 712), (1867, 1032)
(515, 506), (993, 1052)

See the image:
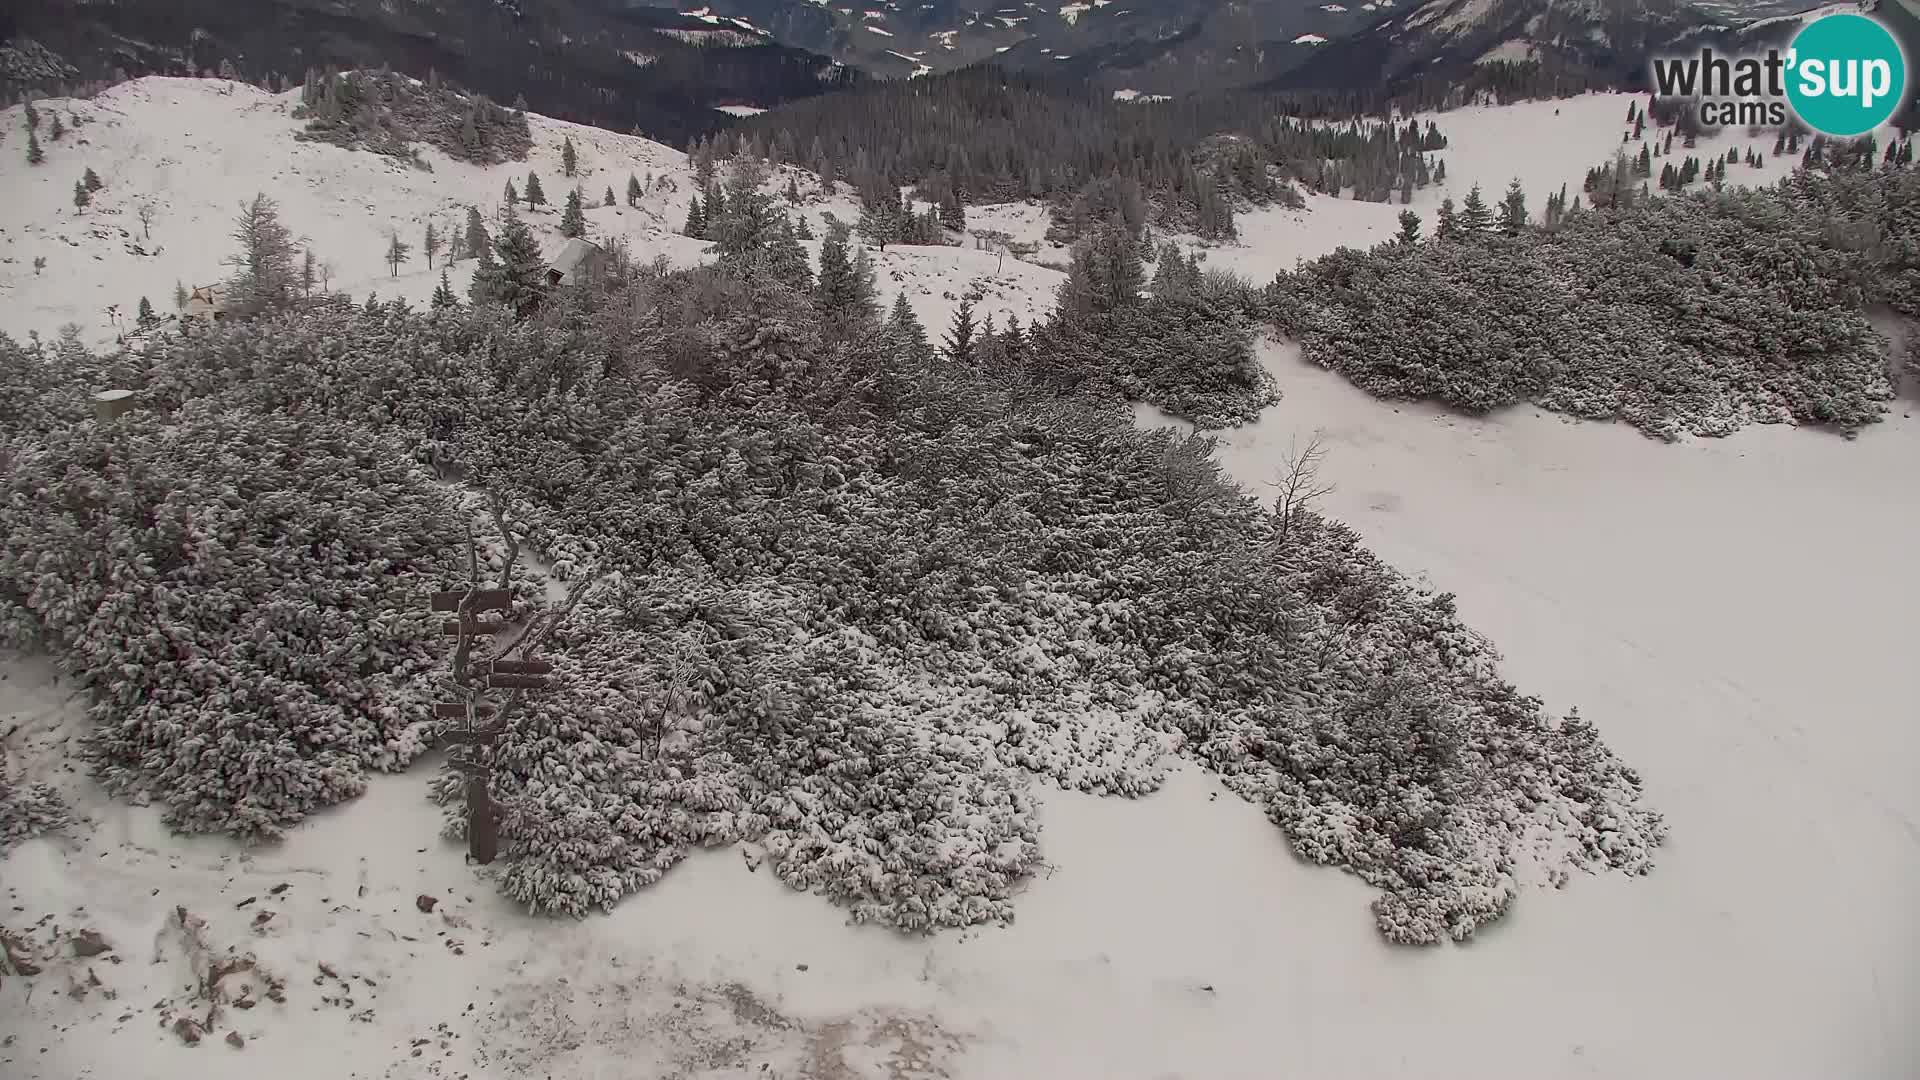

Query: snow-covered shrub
(1271, 178), (1905, 438)
(0, 748), (70, 853)
(13, 291), (1664, 941)
(1181, 515), (1664, 942)
(0, 396), (471, 837)
(1030, 294), (1278, 426)
(0, 330), (100, 439)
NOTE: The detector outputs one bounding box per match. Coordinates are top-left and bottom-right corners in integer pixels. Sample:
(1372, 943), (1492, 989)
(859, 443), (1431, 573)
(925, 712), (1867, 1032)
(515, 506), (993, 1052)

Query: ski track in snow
(4, 77), (1919, 1079)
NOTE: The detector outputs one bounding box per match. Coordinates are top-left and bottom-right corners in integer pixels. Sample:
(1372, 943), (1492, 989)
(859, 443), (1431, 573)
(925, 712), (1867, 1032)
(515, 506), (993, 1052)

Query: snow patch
(1740, 2), (1861, 32)
(1293, 33), (1329, 43)
(1434, 0), (1499, 34)
(1402, 0), (1448, 27)
(1059, 1), (1091, 23)
(1476, 38), (1537, 63)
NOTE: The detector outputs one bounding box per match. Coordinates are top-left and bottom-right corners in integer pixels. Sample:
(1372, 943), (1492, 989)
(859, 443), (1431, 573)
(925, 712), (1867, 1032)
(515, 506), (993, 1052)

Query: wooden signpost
(430, 588), (511, 612)
(430, 586), (557, 865)
(425, 490), (597, 868)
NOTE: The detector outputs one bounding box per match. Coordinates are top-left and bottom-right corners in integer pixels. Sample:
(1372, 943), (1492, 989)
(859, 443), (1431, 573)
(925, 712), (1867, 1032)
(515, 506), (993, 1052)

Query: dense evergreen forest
(0, 170), (1665, 943)
(731, 68), (1449, 238)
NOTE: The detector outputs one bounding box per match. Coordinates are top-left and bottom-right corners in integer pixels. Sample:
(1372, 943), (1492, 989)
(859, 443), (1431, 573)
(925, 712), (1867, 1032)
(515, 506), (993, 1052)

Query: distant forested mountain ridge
(732, 67), (1449, 228)
(0, 0), (856, 143)
(614, 0), (1388, 89)
(6, 0), (1889, 129)
(1263, 0), (1784, 101)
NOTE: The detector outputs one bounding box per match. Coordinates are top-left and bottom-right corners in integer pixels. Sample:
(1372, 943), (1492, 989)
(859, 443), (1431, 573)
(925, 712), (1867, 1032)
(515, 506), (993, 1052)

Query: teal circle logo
(1786, 13), (1907, 138)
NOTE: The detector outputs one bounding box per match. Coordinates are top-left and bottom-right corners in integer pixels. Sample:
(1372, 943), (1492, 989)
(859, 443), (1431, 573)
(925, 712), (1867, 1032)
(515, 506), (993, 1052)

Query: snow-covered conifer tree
(1497, 180), (1527, 234)
(469, 207), (544, 318)
(939, 182), (965, 231)
(887, 291), (932, 363)
(943, 295), (976, 363)
(465, 207), (490, 267)
(559, 188), (586, 239)
(385, 230), (412, 276)
(1396, 209), (1422, 245)
(225, 193), (301, 315)
(1458, 185), (1493, 235)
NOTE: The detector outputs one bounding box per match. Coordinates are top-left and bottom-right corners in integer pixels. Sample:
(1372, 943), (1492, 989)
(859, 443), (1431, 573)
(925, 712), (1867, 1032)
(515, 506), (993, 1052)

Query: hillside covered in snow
(0, 77), (1062, 353)
(2, 73), (1917, 1080)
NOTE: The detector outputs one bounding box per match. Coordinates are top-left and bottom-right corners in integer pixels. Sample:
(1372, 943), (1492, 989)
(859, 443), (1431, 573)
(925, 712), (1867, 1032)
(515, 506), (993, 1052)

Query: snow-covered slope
(0, 78), (1060, 350)
(0, 81), (1809, 352)
(5, 78), (1917, 1080)
(0, 79), (681, 343)
(1165, 93), (1805, 282)
(1128, 339), (1920, 1080)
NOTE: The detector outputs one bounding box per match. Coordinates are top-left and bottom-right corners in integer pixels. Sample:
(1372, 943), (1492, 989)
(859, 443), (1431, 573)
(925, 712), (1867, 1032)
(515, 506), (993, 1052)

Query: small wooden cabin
(546, 238), (608, 288)
(185, 285), (229, 322)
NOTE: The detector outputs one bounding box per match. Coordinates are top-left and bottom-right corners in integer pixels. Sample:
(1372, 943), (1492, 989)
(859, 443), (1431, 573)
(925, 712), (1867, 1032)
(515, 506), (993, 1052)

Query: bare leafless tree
(1267, 432), (1335, 549)
(135, 200), (156, 240)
